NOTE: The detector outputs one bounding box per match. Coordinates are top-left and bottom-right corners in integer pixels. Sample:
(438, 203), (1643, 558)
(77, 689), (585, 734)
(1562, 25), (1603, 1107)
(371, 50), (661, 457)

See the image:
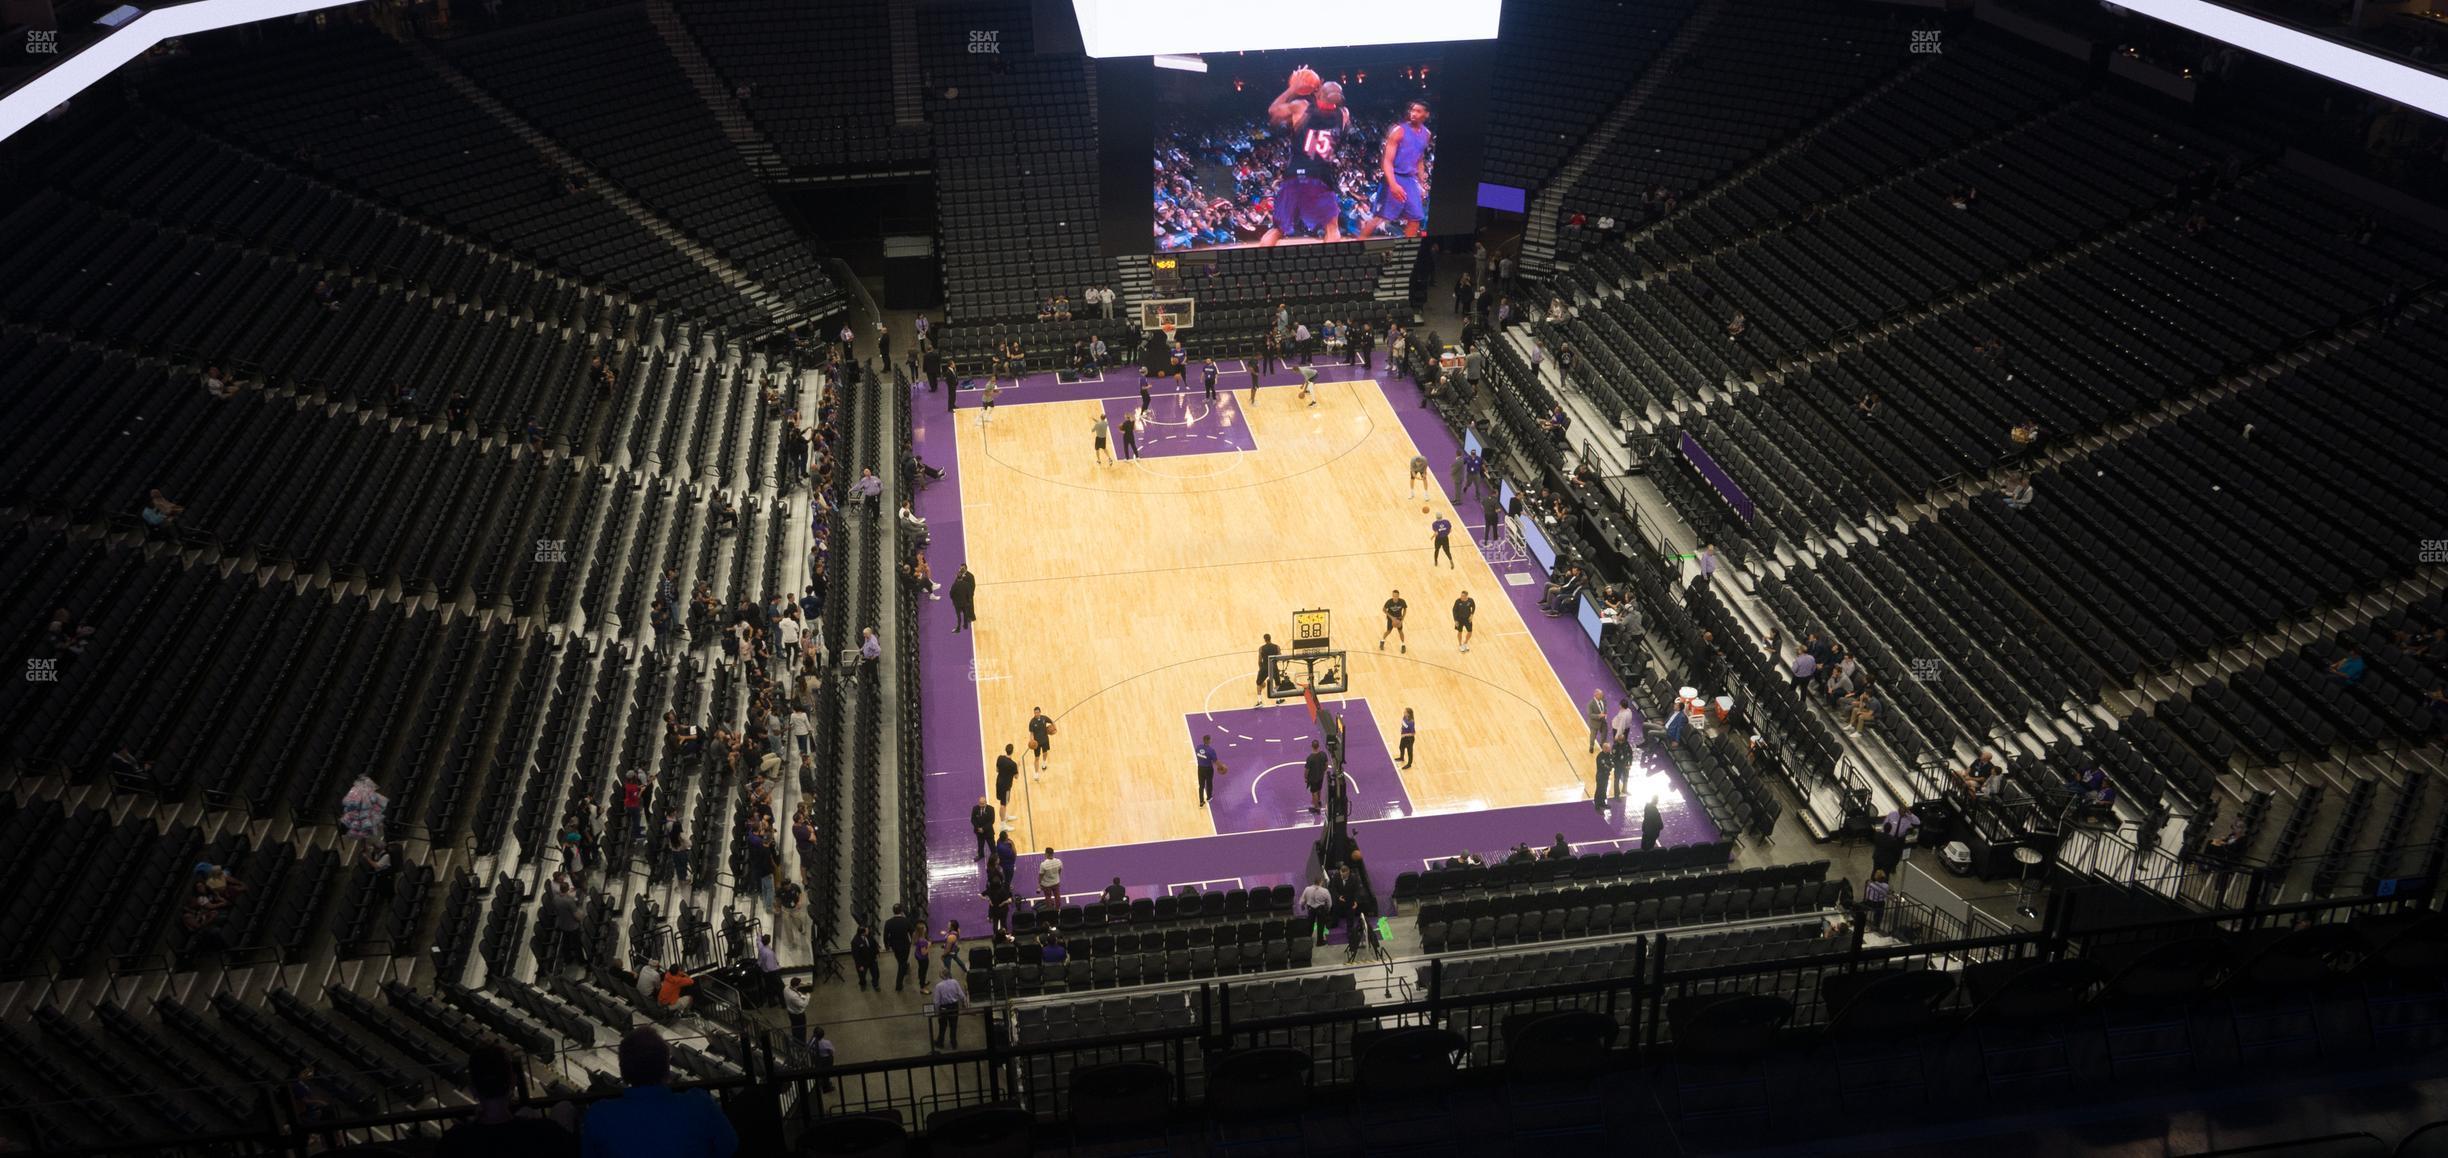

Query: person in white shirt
(1300, 879), (1334, 945)
(635, 963), (662, 1003)
(783, 977), (810, 1037)
(787, 704), (813, 757)
(930, 974), (967, 1051)
(1037, 849), (1064, 908)
(776, 615), (801, 660)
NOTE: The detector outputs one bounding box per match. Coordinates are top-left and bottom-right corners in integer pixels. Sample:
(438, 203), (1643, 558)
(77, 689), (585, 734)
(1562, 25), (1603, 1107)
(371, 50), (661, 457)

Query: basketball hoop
(1159, 317), (1179, 343)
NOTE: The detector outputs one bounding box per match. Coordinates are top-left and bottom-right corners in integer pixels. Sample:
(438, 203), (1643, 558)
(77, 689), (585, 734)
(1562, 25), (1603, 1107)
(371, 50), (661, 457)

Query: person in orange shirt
(656, 966), (696, 1011)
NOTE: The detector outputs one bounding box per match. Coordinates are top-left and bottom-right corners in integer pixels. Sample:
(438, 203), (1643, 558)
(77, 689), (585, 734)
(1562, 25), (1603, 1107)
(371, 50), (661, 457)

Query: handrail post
(983, 1006), (1003, 1104)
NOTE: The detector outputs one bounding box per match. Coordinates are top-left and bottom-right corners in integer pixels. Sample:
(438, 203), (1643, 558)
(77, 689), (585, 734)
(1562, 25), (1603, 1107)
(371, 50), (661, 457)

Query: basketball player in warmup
(1397, 708), (1416, 768)
(1091, 412), (1111, 466)
(1258, 71), (1350, 247)
(1026, 707), (1053, 775)
(1407, 454), (1430, 499)
(1202, 356), (1219, 403)
(1431, 513), (1455, 568)
(1379, 589), (1407, 653)
(979, 380), (999, 426)
(1254, 634), (1281, 706)
(1452, 590), (1476, 653)
(1358, 100), (1434, 239)
(1194, 735), (1222, 806)
(1298, 364), (1319, 408)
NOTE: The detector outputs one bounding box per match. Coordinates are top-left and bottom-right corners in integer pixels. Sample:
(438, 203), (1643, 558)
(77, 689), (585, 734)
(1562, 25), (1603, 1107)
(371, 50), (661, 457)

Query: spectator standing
(663, 809), (692, 883)
(621, 773), (647, 838)
(882, 904), (915, 991)
(1860, 870), (1892, 922)
(852, 469), (883, 517)
(787, 704), (812, 758)
(755, 934), (782, 1006)
(848, 923), (881, 992)
(339, 775), (388, 864)
(1641, 799), (1665, 850)
(783, 979), (810, 1041)
(930, 972), (968, 1052)
(1037, 849), (1065, 908)
(581, 1029), (739, 1158)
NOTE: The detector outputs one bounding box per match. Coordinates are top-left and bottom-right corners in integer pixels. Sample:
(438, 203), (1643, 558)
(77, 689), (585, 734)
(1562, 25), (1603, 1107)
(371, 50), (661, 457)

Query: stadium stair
(392, 33), (797, 329)
(641, 0), (790, 179)
(1522, 0), (1731, 277)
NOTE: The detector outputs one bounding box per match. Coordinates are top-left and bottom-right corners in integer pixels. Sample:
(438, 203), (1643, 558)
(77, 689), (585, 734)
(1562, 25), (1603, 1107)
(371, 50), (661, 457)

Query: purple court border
(909, 364), (1716, 935)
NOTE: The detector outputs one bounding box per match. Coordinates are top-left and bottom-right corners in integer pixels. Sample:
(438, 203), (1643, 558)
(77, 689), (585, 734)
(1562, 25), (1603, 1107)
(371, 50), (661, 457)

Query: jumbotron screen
(1150, 46), (1480, 252)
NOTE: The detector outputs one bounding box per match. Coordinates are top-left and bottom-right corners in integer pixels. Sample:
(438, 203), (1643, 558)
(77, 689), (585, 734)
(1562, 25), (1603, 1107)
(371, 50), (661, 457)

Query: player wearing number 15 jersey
(1258, 72), (1349, 247)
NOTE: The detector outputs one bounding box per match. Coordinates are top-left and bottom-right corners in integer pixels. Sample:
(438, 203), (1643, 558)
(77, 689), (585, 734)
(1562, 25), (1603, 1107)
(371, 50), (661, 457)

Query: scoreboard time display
(1291, 608), (1332, 650)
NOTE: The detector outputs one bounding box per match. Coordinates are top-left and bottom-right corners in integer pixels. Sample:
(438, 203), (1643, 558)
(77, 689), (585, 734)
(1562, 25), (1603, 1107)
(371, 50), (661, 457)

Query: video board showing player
(1153, 48), (1443, 252)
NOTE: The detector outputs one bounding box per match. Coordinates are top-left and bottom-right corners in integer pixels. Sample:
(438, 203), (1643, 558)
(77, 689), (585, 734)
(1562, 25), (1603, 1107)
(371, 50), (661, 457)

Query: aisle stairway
(395, 33), (798, 329)
(1521, 0), (1730, 276)
(643, 0), (789, 179)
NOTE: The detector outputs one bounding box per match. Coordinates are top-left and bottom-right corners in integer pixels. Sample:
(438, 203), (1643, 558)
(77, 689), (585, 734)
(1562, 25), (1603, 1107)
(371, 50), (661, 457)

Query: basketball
(1422, 504), (1431, 514)
(1289, 68), (1321, 95)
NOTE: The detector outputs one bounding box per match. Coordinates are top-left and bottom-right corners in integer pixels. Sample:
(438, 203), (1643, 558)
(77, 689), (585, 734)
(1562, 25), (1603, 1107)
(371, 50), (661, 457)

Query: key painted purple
(1102, 394), (1257, 460)
(1192, 701), (1414, 835)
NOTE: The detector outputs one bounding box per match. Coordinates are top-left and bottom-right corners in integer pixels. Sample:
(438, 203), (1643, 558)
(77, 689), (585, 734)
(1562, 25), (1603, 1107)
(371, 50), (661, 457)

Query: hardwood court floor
(957, 376), (1600, 853)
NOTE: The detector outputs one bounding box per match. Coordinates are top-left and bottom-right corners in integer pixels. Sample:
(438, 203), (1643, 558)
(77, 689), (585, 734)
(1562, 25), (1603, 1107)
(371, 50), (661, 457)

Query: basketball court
(911, 319), (1714, 926)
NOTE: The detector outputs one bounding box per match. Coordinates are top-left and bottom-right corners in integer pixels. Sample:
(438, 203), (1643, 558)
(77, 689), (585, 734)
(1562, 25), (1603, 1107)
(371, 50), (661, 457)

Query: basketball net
(1160, 321), (1178, 343)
